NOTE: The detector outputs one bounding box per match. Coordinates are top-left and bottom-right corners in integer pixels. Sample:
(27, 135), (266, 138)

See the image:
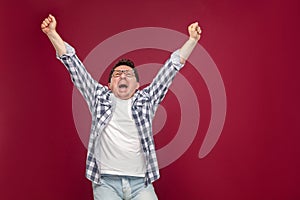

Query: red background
(1, 0), (300, 199)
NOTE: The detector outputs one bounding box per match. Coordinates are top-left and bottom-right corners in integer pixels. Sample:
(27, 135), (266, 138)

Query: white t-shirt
(99, 95), (146, 177)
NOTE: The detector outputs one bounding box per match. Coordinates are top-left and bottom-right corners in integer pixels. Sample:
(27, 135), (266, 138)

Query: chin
(115, 93), (128, 99)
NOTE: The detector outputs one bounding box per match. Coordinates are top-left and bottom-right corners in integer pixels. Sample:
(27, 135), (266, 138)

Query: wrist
(46, 29), (58, 37)
(189, 36), (200, 42)
(188, 36), (198, 43)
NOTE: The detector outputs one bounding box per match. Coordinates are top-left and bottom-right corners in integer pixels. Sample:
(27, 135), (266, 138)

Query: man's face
(108, 65), (140, 100)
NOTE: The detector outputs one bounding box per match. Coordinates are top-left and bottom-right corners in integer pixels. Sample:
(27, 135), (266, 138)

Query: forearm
(179, 37), (198, 64)
(46, 30), (66, 57)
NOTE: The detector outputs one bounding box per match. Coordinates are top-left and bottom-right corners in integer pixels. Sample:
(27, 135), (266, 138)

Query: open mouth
(118, 84), (128, 89)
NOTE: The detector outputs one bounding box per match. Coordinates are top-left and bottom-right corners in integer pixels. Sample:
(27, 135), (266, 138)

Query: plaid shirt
(58, 43), (184, 185)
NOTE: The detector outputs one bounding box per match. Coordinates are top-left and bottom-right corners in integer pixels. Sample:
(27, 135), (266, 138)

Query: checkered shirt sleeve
(57, 42), (99, 112)
(145, 49), (184, 109)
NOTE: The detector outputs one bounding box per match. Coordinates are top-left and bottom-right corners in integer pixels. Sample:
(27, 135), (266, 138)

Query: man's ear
(108, 83), (111, 89)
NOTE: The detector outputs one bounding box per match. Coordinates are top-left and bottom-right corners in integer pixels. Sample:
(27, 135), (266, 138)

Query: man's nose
(120, 72), (127, 78)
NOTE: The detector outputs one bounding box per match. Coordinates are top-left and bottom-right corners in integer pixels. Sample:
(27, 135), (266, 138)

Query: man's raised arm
(180, 22), (202, 64)
(41, 14), (66, 57)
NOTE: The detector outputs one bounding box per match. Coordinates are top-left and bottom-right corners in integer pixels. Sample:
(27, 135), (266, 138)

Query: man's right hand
(41, 14), (66, 56)
(41, 14), (57, 35)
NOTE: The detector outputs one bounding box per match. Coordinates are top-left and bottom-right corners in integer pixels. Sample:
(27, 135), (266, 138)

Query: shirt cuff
(56, 42), (76, 59)
(171, 49), (184, 71)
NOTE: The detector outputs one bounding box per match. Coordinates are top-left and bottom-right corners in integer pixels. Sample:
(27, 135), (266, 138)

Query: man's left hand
(188, 22), (202, 41)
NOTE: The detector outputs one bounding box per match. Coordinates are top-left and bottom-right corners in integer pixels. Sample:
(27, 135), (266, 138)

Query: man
(41, 14), (201, 200)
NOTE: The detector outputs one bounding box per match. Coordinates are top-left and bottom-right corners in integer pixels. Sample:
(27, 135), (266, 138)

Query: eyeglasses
(112, 69), (135, 78)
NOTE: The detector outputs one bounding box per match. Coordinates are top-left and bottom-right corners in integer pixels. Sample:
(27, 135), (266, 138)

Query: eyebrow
(114, 69), (134, 71)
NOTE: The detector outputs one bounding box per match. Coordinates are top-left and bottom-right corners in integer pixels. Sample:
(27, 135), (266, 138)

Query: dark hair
(108, 59), (139, 83)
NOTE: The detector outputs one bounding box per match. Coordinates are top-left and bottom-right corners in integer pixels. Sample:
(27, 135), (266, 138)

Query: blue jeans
(92, 175), (158, 200)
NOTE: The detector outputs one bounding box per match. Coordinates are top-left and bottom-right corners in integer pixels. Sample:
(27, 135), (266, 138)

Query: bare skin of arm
(41, 14), (66, 57)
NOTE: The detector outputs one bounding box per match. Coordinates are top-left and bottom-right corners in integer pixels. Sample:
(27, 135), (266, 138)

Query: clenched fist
(188, 22), (202, 41)
(41, 14), (57, 35)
